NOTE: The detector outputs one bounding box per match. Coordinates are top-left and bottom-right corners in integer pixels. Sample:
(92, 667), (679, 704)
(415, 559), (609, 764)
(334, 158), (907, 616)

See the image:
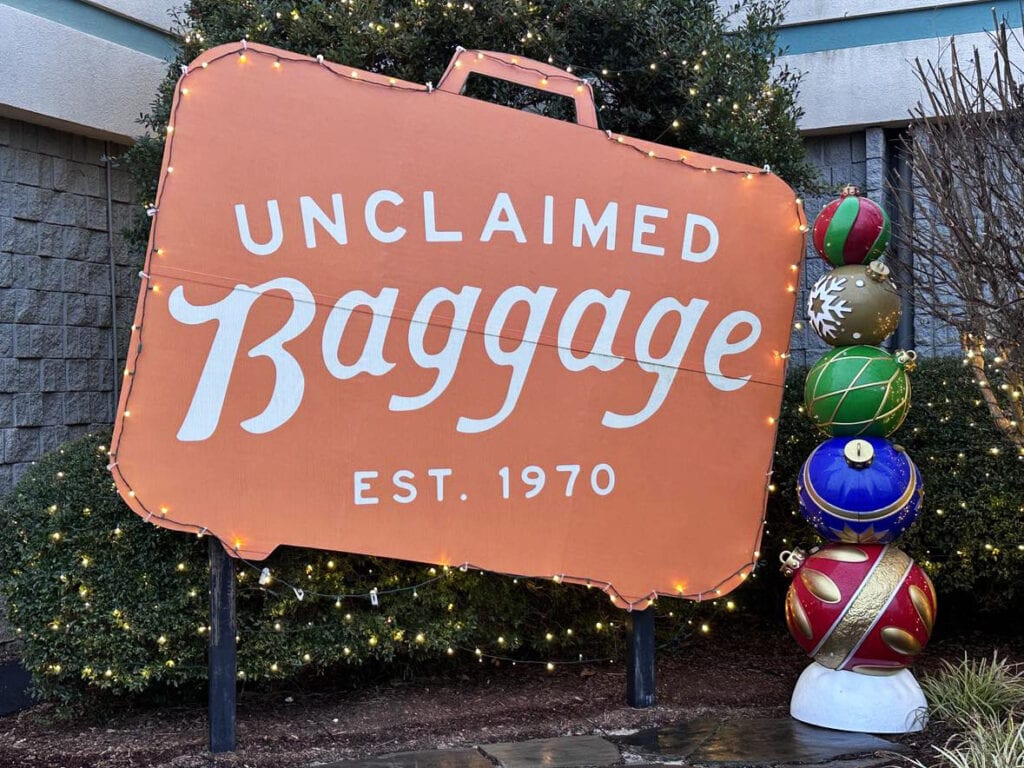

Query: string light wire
(110, 41), (801, 613)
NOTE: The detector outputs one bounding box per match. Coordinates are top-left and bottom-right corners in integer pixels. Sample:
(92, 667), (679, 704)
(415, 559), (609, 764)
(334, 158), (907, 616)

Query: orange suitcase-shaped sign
(111, 43), (806, 607)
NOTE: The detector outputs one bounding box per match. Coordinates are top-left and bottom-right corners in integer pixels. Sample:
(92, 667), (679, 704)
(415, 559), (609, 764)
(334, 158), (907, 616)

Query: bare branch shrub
(905, 20), (1024, 449)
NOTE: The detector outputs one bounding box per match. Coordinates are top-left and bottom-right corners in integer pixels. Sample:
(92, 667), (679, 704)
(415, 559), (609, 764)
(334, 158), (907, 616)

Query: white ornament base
(790, 662), (928, 734)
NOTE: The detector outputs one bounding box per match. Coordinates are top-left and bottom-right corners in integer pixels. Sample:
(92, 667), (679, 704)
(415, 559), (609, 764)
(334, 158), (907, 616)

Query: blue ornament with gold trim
(798, 437), (923, 543)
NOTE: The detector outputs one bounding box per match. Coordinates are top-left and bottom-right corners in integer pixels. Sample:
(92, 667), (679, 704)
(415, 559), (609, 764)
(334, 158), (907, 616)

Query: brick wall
(0, 116), (138, 493)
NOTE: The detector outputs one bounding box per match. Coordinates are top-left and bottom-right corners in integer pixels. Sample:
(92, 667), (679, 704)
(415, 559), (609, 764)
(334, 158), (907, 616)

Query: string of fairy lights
(22, 472), (759, 681)
(179, 0), (790, 150)
(23, 368), (1024, 684)
(107, 40), (802, 622)
(32, 37), (1009, 685)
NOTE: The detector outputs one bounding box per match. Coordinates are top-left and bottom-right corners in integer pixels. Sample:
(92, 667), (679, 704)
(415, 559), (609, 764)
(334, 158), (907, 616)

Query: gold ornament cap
(840, 184), (861, 197)
(895, 349), (917, 371)
(844, 438), (875, 468)
(780, 548), (808, 578)
(867, 261), (891, 281)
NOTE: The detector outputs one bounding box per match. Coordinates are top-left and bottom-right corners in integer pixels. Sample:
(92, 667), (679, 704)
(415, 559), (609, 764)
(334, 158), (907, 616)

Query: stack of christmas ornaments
(781, 186), (937, 733)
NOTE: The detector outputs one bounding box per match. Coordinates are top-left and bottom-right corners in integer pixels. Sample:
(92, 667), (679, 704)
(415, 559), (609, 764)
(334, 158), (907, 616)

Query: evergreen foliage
(0, 434), (630, 706)
(764, 357), (1024, 619)
(121, 0), (817, 253)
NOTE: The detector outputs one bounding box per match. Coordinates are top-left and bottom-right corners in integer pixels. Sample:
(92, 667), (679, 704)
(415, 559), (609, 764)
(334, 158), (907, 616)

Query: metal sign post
(208, 539), (237, 752)
(626, 607), (655, 707)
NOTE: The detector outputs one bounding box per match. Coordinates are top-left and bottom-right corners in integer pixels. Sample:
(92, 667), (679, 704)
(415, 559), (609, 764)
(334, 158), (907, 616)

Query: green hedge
(2, 357), (1021, 706)
(763, 357), (1024, 620)
(121, 0), (817, 249)
(0, 436), (642, 707)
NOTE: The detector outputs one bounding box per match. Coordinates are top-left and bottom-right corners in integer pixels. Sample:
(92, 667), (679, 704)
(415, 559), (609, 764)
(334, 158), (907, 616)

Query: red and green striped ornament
(812, 186), (891, 267)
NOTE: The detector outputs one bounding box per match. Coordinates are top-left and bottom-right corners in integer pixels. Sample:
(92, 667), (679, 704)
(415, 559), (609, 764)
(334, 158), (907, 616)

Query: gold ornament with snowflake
(807, 264), (901, 346)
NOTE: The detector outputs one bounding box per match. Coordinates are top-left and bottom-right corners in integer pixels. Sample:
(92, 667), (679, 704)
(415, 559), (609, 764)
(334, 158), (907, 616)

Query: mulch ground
(0, 626), (1015, 768)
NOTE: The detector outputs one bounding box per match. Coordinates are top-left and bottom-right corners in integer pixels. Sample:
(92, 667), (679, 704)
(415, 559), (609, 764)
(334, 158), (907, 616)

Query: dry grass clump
(922, 654), (1024, 725)
(905, 714), (1024, 768)
(904, 654), (1024, 768)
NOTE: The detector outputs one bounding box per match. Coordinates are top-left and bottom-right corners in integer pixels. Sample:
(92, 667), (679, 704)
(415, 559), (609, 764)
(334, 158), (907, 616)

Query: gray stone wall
(0, 119), (970, 493)
(0, 116), (138, 494)
(789, 132), (868, 369)
(790, 130), (960, 370)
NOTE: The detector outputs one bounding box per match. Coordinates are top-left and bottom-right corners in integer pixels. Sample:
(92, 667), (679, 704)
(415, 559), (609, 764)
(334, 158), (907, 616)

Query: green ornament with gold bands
(804, 346), (916, 437)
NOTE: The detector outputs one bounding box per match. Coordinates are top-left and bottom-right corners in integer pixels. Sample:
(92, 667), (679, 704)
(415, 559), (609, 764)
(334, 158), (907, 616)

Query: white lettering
(170, 277), (315, 441)
(632, 204), (668, 256)
(234, 200), (283, 256)
(322, 288), (399, 379)
(390, 286), (482, 412)
(705, 310), (761, 391)
(602, 297), (709, 428)
(480, 192), (526, 243)
(457, 285), (557, 433)
(427, 467), (453, 501)
(572, 199), (617, 250)
(365, 189), (406, 243)
(681, 213), (719, 262)
(392, 469), (417, 504)
(423, 191), (463, 242)
(557, 289), (629, 372)
(300, 193), (347, 248)
(354, 471), (379, 505)
(543, 195), (555, 245)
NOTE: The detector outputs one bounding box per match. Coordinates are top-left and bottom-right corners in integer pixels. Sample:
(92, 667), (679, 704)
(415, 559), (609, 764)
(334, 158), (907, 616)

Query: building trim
(1, 0), (177, 59)
(777, 0), (1022, 55)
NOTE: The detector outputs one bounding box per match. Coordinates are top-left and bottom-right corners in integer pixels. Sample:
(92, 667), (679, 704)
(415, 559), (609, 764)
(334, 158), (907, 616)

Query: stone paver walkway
(613, 718), (905, 765)
(481, 735), (621, 768)
(317, 717), (908, 768)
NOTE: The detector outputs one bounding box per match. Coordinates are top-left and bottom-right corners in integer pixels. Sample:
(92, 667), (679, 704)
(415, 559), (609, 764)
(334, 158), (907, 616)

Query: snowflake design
(807, 275), (853, 340)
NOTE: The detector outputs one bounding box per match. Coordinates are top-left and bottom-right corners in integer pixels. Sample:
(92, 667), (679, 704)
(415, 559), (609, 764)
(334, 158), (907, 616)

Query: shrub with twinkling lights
(121, 0), (817, 248)
(0, 435), (643, 706)
(2, 359), (1021, 706)
(764, 357), (1024, 621)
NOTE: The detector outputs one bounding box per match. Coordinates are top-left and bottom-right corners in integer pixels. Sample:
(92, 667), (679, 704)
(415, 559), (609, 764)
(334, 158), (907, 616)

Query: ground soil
(0, 627), (1014, 768)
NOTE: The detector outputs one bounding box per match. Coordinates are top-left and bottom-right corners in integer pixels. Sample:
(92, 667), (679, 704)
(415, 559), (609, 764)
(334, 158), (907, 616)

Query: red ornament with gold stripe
(781, 544), (936, 675)
(812, 186), (891, 267)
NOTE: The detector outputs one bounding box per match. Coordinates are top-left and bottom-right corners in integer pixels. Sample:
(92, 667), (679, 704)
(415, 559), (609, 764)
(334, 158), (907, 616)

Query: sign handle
(208, 538), (237, 752)
(436, 48), (600, 129)
(626, 607), (656, 707)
